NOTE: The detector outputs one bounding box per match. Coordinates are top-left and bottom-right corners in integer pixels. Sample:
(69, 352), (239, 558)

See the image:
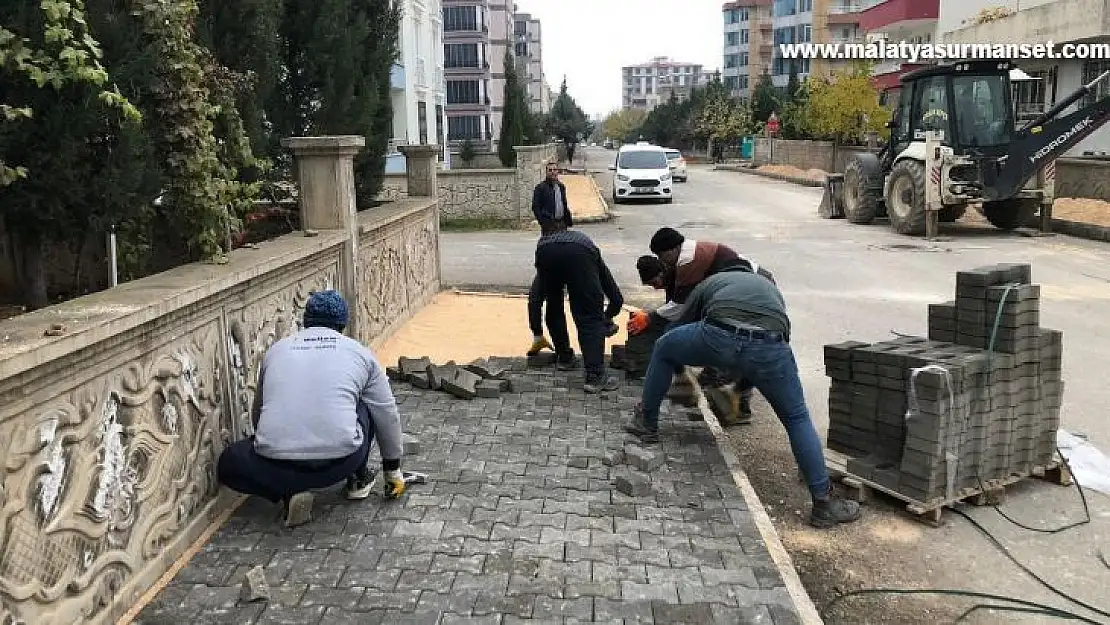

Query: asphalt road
(441, 147), (1110, 622)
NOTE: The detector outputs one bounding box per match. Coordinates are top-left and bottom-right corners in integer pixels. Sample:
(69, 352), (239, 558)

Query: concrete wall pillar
(399, 144), (440, 196)
(281, 135), (365, 339)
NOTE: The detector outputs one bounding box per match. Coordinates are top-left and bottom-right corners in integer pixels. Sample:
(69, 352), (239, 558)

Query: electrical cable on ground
(857, 284), (1109, 623)
(826, 588), (1103, 624)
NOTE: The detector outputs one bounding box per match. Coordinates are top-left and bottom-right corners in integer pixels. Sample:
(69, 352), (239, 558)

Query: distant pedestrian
(532, 160), (572, 235)
(535, 229), (624, 393)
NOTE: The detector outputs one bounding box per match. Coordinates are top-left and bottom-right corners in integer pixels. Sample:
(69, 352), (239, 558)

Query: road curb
(714, 164), (825, 188)
(1050, 218), (1110, 242)
(576, 172), (614, 223)
(689, 376), (825, 625)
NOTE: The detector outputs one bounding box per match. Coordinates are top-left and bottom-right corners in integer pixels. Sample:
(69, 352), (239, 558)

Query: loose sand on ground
(374, 290), (629, 365)
(560, 174), (608, 221)
(757, 164), (829, 182)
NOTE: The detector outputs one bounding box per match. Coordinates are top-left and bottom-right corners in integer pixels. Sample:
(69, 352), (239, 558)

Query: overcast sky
(513, 0), (723, 117)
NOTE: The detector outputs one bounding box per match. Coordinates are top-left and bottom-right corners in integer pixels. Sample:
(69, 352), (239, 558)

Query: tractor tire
(843, 155), (882, 224)
(938, 204), (967, 223)
(982, 198), (1039, 230)
(885, 159), (927, 236)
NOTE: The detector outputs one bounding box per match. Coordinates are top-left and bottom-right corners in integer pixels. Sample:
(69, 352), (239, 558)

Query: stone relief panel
(437, 172), (517, 221)
(357, 206), (440, 347)
(0, 320), (224, 625)
(376, 175), (409, 202)
(224, 257), (341, 440)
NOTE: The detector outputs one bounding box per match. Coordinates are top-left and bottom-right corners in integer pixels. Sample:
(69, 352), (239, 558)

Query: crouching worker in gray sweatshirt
(217, 290), (407, 518)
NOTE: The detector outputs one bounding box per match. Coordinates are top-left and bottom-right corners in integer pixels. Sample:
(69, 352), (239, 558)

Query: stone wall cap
(281, 136), (366, 155)
(438, 168), (515, 175)
(399, 144), (441, 155)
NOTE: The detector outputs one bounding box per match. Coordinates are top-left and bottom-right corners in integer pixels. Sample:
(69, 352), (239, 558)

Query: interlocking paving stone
(135, 363), (800, 624)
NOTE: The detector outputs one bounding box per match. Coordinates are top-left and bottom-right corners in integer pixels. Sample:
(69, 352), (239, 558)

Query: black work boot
(624, 403), (659, 444)
(738, 389), (753, 422)
(556, 351), (579, 371)
(583, 371), (619, 394)
(809, 485), (862, 528)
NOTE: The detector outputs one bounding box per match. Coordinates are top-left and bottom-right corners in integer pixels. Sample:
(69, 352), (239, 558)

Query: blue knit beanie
(303, 290), (349, 330)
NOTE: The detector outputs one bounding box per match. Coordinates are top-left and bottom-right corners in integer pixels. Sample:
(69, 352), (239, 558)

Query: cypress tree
(498, 49), (526, 167)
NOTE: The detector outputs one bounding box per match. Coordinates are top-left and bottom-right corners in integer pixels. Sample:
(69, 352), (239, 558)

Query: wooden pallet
(825, 449), (1073, 526)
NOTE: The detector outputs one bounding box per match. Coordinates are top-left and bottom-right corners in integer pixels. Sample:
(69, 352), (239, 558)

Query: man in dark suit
(532, 160), (572, 234)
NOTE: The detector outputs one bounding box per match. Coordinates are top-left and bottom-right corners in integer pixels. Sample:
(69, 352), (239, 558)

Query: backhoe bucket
(819, 173), (845, 219)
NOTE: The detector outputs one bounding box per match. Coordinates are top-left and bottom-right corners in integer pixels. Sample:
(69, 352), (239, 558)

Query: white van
(608, 143), (673, 204)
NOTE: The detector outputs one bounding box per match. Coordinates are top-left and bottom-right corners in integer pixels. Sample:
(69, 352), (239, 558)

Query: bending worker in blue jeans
(624, 270), (861, 528)
(218, 290), (407, 522)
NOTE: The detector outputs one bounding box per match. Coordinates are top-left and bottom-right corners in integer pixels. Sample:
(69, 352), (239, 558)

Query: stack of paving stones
(388, 356), (523, 400)
(135, 358), (804, 624)
(824, 263), (1064, 505)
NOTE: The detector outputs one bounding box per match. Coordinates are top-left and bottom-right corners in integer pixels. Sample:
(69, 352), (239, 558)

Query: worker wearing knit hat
(303, 289), (349, 331)
(649, 227), (685, 264)
(217, 289), (409, 525)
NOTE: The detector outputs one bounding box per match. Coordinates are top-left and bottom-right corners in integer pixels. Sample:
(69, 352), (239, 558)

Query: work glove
(383, 469), (406, 500)
(527, 335), (553, 356)
(627, 310), (650, 336)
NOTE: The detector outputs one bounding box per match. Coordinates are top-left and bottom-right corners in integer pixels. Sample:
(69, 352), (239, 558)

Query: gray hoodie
(252, 326), (403, 462)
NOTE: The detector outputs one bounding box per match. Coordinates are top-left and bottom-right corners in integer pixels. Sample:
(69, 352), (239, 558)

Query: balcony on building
(941, 0), (1109, 49)
(859, 0), (937, 33)
(827, 1), (864, 25)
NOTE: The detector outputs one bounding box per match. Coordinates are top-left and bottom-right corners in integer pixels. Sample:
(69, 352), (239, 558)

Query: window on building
(514, 20), (526, 36)
(741, 52), (749, 66)
(724, 75), (738, 90)
(444, 43), (479, 68)
(725, 9), (738, 24)
(1083, 60), (1110, 107)
(418, 101), (428, 143)
(435, 104), (444, 147)
(725, 54), (739, 69)
(740, 75), (749, 89)
(799, 0), (813, 12)
(443, 6), (477, 31)
(773, 0), (797, 17)
(515, 41), (527, 56)
(726, 32), (739, 47)
(741, 29), (749, 44)
(448, 115), (482, 140)
(447, 80), (480, 104)
(739, 7), (749, 20)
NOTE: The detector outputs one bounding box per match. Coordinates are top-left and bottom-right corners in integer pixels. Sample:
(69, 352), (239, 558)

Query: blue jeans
(640, 321), (831, 499)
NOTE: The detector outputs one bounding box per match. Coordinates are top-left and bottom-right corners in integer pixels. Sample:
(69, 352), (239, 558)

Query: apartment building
(387, 0), (447, 172)
(722, 0), (773, 99)
(621, 57), (707, 110)
(768, 0), (813, 88)
(940, 0), (1110, 155)
(513, 12), (550, 113)
(442, 0), (514, 150)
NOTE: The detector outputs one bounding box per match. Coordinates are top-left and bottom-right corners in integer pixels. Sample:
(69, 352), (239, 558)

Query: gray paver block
(476, 380), (502, 398)
(402, 433), (421, 456)
(426, 361), (459, 390)
(443, 369), (483, 399)
(399, 356), (432, 386)
(625, 444), (663, 471)
(239, 565), (270, 603)
(283, 492), (313, 527)
(614, 471), (652, 497)
(466, 357), (508, 379)
(507, 376), (537, 393)
(602, 449), (625, 466)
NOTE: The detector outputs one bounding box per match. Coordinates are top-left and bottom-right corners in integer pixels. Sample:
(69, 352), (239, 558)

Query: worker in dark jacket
(532, 160), (573, 235)
(535, 229), (623, 393)
(625, 271), (861, 529)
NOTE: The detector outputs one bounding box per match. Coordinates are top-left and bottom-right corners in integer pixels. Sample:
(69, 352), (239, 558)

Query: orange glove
(627, 310), (650, 336)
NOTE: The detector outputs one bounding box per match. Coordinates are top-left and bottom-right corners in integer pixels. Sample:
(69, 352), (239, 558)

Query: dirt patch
(374, 290), (628, 365)
(1053, 198), (1110, 228)
(561, 174), (608, 221)
(758, 164), (828, 182)
(0, 305), (25, 322)
(726, 409), (1001, 625)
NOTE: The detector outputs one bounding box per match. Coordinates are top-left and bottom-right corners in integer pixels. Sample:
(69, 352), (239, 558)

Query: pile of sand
(757, 164), (828, 182)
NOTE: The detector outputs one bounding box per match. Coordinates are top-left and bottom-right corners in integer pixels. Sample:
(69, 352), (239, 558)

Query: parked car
(664, 149), (688, 182)
(608, 143), (673, 204)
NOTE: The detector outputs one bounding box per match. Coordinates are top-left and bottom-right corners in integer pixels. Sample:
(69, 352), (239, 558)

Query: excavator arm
(980, 70), (1110, 201)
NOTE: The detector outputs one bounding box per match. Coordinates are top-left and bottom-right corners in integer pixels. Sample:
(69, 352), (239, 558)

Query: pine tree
(498, 49), (526, 167)
(544, 78), (591, 163)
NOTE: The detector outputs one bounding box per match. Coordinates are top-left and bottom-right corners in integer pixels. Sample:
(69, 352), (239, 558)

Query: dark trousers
(217, 405), (375, 502)
(536, 243), (608, 377)
(528, 275), (565, 337)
